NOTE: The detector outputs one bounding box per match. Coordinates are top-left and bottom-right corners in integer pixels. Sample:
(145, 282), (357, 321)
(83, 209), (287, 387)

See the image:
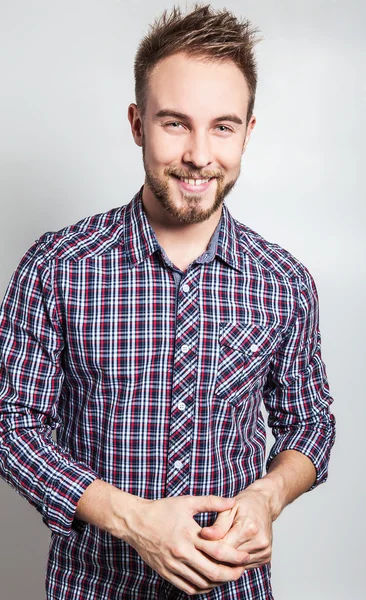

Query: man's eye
(166, 122), (183, 128)
(216, 125), (232, 132)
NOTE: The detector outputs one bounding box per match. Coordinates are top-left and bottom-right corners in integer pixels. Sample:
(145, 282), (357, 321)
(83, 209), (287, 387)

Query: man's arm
(0, 241), (99, 537)
(198, 265), (335, 567)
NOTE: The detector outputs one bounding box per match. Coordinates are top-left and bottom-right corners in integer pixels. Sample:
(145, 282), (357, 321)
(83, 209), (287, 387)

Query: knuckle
(170, 544), (183, 559)
(264, 547), (272, 561)
(258, 536), (270, 550)
(212, 546), (223, 561)
(245, 521), (259, 536)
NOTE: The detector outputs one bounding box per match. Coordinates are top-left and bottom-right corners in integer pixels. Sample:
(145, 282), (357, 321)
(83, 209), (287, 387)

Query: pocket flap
(219, 322), (280, 356)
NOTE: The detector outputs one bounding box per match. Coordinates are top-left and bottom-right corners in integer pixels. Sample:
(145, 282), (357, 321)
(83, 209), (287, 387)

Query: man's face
(132, 52), (255, 224)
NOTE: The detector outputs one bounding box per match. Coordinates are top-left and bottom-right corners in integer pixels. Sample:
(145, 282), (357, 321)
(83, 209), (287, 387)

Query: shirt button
(181, 344), (189, 353)
(174, 460), (183, 470)
(182, 283), (190, 293)
(177, 401), (186, 411)
(250, 343), (259, 353)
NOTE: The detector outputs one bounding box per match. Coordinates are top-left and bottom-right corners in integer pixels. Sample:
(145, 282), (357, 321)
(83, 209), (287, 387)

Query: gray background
(0, 0), (364, 598)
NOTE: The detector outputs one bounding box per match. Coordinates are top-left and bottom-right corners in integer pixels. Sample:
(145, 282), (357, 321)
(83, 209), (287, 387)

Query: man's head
(128, 4), (260, 225)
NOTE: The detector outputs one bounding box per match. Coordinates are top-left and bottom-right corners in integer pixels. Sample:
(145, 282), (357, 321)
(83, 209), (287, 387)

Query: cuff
(42, 463), (99, 537)
(266, 413), (336, 490)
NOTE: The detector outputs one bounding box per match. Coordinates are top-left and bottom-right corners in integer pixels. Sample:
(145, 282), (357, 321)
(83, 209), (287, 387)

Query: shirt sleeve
(264, 266), (336, 490)
(0, 240), (99, 537)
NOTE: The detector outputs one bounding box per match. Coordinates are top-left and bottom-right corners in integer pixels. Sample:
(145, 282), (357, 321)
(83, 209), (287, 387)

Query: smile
(178, 177), (211, 186)
(173, 175), (214, 194)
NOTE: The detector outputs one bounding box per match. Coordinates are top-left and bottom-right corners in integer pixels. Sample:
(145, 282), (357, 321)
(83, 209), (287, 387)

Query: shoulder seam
(234, 219), (308, 282)
(33, 208), (126, 264)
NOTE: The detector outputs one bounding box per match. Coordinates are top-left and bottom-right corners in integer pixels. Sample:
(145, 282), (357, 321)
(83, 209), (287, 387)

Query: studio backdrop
(0, 1), (364, 599)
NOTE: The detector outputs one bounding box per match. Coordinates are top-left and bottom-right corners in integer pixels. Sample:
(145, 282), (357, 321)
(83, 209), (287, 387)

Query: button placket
(165, 271), (200, 497)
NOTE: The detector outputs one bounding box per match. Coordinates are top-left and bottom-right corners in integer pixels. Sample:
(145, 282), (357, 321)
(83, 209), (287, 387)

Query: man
(0, 4), (335, 599)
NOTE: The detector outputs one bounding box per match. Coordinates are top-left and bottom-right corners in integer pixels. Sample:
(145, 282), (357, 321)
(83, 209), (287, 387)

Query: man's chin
(168, 193), (224, 225)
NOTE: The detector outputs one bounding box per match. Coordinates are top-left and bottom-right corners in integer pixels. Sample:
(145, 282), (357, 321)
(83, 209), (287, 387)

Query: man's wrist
(241, 474), (286, 521)
(75, 479), (139, 539)
(238, 450), (318, 521)
(109, 487), (142, 541)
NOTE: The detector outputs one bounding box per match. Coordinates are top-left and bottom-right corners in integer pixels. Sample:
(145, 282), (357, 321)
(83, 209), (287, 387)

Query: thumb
(199, 508), (235, 540)
(189, 494), (235, 516)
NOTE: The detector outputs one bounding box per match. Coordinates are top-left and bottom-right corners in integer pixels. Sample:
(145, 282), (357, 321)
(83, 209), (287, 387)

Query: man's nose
(182, 131), (212, 169)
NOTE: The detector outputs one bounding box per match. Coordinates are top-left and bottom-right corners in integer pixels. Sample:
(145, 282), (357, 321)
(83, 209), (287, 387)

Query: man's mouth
(172, 175), (213, 186)
(171, 174), (215, 194)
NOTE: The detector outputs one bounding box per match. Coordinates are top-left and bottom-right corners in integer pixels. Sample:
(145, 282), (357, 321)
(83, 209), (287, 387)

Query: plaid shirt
(0, 189), (335, 599)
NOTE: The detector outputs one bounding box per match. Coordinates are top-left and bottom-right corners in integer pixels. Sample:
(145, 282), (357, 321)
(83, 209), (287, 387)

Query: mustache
(165, 167), (224, 180)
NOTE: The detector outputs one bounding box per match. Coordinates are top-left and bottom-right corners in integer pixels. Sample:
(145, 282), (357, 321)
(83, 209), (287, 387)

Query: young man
(0, 4), (335, 599)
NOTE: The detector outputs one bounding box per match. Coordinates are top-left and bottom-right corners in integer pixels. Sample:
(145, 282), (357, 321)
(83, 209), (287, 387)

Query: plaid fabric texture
(0, 189), (335, 599)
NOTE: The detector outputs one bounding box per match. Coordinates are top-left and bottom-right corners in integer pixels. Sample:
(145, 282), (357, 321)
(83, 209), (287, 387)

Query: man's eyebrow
(155, 109), (190, 121)
(155, 109), (243, 126)
(212, 114), (243, 125)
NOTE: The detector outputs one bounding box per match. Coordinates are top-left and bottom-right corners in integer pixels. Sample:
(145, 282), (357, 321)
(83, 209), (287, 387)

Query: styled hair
(134, 3), (261, 125)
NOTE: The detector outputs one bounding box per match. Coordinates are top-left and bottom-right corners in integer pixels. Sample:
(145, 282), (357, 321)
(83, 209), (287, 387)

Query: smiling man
(0, 4), (335, 600)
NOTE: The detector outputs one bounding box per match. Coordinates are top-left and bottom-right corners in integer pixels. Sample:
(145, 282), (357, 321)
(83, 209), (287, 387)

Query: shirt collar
(123, 187), (243, 273)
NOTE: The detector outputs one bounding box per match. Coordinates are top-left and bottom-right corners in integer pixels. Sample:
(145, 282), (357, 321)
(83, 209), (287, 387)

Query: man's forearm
(244, 450), (317, 521)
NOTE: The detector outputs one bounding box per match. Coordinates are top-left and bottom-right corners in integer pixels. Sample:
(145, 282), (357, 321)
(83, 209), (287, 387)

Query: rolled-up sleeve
(264, 267), (336, 489)
(0, 241), (98, 536)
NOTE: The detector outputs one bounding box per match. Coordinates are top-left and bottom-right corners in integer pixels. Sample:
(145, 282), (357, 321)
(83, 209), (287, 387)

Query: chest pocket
(214, 322), (280, 405)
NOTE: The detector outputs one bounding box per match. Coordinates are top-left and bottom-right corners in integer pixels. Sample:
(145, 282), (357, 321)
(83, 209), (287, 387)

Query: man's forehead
(147, 54), (249, 121)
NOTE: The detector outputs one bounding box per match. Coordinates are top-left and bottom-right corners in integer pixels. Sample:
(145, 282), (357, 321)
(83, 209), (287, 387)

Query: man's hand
(196, 451), (318, 571)
(197, 486), (274, 571)
(120, 494), (251, 596)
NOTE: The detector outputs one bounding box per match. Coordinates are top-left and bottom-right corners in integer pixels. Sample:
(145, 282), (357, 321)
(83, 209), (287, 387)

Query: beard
(142, 143), (240, 225)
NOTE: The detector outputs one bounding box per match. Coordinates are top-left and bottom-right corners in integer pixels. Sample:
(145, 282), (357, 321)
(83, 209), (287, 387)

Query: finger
(224, 518), (259, 548)
(236, 531), (272, 555)
(238, 551), (271, 571)
(199, 508), (235, 540)
(168, 554), (224, 592)
(184, 549), (246, 584)
(166, 571), (216, 596)
(169, 565), (217, 593)
(189, 494), (235, 516)
(195, 537), (251, 566)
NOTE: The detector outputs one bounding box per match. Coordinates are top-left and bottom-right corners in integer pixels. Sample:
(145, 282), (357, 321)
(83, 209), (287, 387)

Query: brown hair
(134, 3), (261, 126)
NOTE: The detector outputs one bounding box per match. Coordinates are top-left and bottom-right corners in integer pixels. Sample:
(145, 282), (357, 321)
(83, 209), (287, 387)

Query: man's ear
(242, 115), (256, 154)
(128, 103), (143, 147)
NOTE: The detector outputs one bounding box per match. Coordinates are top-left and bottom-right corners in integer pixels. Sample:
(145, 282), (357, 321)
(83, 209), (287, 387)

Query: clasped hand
(123, 489), (273, 596)
(198, 487), (273, 573)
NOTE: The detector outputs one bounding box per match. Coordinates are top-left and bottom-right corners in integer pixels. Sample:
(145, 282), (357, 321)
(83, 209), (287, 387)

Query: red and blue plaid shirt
(0, 189), (335, 599)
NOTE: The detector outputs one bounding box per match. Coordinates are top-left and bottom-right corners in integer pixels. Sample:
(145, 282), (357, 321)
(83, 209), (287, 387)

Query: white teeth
(179, 177), (210, 186)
